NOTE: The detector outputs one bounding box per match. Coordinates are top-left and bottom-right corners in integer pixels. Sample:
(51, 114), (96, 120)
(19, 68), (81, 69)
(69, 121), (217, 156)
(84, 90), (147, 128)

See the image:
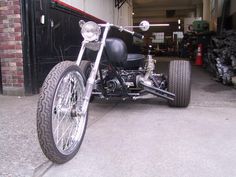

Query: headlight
(81, 21), (101, 42)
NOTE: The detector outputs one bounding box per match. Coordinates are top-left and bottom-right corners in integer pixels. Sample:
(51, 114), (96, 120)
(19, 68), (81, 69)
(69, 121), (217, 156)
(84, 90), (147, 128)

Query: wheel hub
(70, 105), (77, 117)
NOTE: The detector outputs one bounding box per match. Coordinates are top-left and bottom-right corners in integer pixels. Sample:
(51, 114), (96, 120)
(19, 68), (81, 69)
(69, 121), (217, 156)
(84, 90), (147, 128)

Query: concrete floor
(0, 59), (236, 177)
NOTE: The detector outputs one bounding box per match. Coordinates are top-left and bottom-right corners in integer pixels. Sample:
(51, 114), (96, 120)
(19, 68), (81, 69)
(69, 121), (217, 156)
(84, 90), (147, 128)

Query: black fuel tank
(85, 38), (128, 66)
(105, 38), (127, 66)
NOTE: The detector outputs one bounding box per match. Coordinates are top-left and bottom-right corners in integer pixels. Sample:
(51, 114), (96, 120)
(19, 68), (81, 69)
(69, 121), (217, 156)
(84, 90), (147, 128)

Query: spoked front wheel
(37, 61), (87, 164)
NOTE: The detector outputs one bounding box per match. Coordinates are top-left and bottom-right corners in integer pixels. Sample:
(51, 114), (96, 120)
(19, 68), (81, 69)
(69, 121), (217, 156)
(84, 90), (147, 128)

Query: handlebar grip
(133, 32), (144, 39)
(112, 25), (120, 30)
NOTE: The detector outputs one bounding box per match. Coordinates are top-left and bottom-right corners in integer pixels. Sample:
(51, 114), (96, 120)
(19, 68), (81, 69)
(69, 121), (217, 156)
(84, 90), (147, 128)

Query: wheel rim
(52, 70), (86, 155)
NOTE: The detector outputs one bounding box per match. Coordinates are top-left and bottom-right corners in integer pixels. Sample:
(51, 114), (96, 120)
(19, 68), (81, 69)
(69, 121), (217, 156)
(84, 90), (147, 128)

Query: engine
(95, 69), (142, 93)
(94, 55), (167, 95)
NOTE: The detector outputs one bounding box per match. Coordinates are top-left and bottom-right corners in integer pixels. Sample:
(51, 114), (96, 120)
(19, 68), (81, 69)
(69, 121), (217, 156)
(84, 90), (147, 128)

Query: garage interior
(132, 0), (236, 86)
(1, 0), (236, 176)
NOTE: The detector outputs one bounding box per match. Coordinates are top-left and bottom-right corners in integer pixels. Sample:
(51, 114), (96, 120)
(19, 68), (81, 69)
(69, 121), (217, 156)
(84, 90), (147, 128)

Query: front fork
(75, 24), (110, 116)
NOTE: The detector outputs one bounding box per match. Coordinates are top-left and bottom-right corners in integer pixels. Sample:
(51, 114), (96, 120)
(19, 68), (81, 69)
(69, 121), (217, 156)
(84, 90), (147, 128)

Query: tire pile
(204, 30), (236, 85)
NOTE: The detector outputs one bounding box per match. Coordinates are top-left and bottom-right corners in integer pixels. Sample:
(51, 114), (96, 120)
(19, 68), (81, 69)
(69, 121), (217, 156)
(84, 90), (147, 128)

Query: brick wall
(0, 0), (24, 95)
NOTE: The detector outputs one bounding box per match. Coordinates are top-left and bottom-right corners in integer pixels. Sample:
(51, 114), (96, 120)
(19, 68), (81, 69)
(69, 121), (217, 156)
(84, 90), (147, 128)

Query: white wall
(85, 0), (114, 23)
(230, 0), (236, 15)
(113, 1), (133, 26)
(60, 0), (133, 25)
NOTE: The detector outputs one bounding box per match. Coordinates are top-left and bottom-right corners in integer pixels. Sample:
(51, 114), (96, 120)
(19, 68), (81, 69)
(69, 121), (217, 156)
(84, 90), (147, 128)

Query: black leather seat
(125, 54), (145, 69)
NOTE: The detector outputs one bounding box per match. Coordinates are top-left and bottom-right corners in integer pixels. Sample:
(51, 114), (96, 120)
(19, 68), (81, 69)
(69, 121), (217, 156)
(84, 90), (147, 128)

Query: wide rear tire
(37, 61), (87, 164)
(168, 60), (191, 107)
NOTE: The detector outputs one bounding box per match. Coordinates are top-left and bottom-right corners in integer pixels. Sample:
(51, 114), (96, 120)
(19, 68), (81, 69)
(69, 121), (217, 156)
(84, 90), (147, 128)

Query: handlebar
(133, 32), (144, 39)
(100, 23), (144, 40)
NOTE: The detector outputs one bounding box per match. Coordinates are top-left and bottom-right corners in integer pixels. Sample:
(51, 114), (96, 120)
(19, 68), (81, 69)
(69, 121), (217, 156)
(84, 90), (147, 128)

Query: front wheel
(168, 60), (191, 107)
(37, 61), (87, 164)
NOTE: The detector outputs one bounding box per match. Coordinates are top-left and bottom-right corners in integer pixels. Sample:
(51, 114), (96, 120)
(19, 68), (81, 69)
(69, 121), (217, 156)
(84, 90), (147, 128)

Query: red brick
(18, 79), (24, 83)
(8, 5), (20, 11)
(16, 62), (23, 66)
(9, 23), (14, 28)
(0, 0), (24, 91)
(1, 66), (9, 71)
(14, 26), (21, 32)
(0, 23), (9, 29)
(17, 71), (23, 75)
(7, 1), (14, 6)
(13, 23), (21, 28)
(15, 35), (22, 41)
(14, 18), (21, 23)
(0, 2), (8, 6)
(0, 36), (15, 41)
(1, 10), (14, 15)
(15, 44), (22, 49)
(1, 70), (8, 75)
(14, 9), (21, 14)
(0, 62), (9, 67)
(0, 33), (8, 38)
(0, 53), (15, 59)
(13, 82), (23, 87)
(0, 44), (15, 50)
(0, 15), (7, 20)
(13, 75), (23, 79)
(15, 53), (23, 58)
(13, 1), (20, 6)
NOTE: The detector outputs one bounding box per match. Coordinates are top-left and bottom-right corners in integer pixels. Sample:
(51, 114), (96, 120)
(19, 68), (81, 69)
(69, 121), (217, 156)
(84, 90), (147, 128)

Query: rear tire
(37, 61), (87, 164)
(168, 60), (191, 107)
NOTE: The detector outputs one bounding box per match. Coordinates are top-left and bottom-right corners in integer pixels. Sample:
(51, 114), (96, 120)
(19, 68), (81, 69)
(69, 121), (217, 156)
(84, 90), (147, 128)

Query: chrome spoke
(53, 107), (70, 137)
(57, 121), (74, 145)
(53, 77), (73, 141)
(64, 121), (76, 149)
(51, 70), (86, 155)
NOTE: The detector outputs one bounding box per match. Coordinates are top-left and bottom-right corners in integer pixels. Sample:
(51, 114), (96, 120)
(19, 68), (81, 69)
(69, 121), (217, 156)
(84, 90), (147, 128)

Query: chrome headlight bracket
(84, 42), (101, 51)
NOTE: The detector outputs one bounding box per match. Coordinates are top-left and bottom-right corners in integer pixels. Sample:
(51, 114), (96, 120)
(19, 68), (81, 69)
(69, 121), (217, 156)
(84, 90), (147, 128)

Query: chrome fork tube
(144, 54), (155, 80)
(81, 24), (110, 115)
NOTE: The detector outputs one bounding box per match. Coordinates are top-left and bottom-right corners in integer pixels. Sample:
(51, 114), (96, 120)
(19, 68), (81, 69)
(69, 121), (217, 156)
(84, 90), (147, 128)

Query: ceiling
(133, 0), (203, 23)
(133, 0), (202, 7)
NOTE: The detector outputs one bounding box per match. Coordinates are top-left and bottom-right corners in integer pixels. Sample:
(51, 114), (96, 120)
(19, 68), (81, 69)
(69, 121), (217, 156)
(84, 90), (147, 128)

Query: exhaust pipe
(140, 82), (175, 101)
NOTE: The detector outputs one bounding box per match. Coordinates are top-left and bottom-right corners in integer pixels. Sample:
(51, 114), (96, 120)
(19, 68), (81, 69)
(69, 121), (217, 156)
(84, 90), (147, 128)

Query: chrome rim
(52, 70), (86, 155)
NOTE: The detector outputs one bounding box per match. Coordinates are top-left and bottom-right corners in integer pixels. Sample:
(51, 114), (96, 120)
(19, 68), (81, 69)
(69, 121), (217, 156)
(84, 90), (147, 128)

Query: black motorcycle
(37, 20), (191, 164)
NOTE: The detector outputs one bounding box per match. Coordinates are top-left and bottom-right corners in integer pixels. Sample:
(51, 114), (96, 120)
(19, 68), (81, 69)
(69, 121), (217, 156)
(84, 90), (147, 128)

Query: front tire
(168, 60), (191, 107)
(37, 61), (87, 164)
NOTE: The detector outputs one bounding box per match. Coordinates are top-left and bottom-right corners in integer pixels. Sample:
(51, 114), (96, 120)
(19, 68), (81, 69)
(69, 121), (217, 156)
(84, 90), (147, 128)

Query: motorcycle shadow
(91, 96), (168, 106)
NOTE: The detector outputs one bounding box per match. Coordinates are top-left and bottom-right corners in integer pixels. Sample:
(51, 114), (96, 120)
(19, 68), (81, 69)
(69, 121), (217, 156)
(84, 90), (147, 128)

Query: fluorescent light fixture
(178, 19), (181, 24)
(150, 24), (170, 27)
(124, 23), (170, 29)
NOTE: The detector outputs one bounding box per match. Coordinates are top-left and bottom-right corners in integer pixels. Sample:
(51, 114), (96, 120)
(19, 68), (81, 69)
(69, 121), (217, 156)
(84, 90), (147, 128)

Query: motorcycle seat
(127, 54), (145, 61)
(125, 54), (145, 69)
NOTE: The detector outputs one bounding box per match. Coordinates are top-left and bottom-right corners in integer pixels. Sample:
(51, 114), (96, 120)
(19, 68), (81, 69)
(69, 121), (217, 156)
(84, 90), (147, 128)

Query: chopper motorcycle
(37, 20), (191, 164)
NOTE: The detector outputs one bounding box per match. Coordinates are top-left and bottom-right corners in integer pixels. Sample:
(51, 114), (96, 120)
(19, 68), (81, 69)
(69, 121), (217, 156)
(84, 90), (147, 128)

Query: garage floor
(0, 58), (236, 177)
